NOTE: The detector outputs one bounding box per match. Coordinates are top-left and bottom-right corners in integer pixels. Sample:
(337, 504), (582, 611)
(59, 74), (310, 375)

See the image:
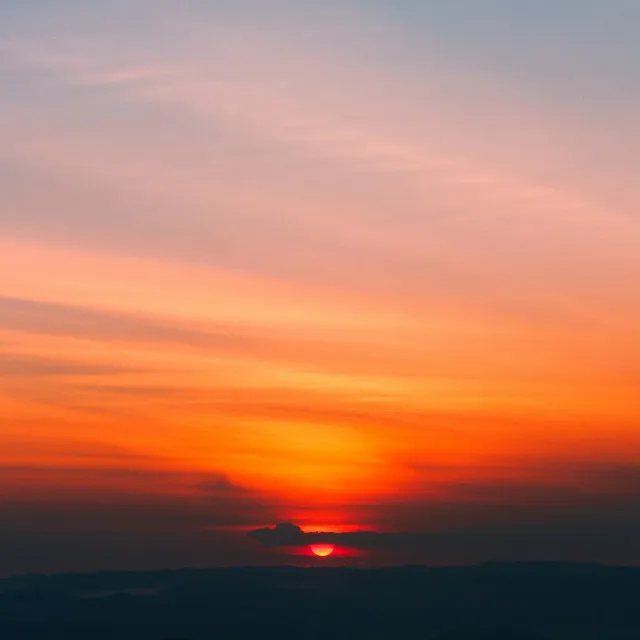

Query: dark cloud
(0, 528), (272, 578)
(250, 464), (640, 564)
(249, 522), (475, 552)
(0, 464), (279, 574)
(357, 461), (640, 531)
(0, 295), (251, 350)
(0, 466), (277, 533)
(249, 519), (640, 565)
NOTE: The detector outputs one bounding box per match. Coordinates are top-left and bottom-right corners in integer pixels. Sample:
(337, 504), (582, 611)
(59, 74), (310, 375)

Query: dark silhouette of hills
(1, 563), (639, 639)
(432, 631), (547, 639)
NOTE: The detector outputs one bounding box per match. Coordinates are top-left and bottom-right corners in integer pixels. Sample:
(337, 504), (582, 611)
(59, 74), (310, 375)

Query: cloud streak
(0, 353), (132, 377)
(0, 295), (251, 350)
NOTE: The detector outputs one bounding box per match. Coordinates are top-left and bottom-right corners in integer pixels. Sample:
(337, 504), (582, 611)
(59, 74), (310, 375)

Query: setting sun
(310, 544), (335, 558)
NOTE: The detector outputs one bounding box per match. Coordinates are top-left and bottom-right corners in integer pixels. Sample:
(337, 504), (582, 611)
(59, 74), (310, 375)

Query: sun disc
(310, 544), (335, 557)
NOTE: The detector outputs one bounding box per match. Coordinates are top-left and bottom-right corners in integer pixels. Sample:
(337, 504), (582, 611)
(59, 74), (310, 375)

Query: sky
(1, 0), (640, 574)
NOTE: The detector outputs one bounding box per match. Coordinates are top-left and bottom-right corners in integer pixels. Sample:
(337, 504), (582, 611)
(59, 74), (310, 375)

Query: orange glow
(310, 544), (335, 558)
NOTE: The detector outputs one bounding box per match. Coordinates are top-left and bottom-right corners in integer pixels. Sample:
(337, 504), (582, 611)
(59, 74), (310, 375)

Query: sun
(310, 544), (335, 557)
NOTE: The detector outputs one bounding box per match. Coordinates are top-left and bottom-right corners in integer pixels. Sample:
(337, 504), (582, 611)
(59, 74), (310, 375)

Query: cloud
(0, 296), (251, 350)
(248, 522), (505, 553)
(248, 515), (640, 564)
(4, 7), (639, 340)
(250, 464), (640, 562)
(0, 466), (277, 532)
(0, 353), (131, 377)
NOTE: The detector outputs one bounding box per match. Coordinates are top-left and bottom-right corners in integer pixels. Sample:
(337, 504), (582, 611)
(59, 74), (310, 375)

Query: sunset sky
(2, 0), (640, 573)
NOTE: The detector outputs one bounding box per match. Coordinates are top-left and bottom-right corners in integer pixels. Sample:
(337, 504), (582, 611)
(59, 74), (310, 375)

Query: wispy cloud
(0, 296), (252, 350)
(0, 353), (132, 377)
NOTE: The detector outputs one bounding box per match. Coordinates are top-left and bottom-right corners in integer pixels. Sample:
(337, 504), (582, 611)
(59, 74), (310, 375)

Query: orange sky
(3, 235), (639, 531)
(2, 0), (640, 554)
